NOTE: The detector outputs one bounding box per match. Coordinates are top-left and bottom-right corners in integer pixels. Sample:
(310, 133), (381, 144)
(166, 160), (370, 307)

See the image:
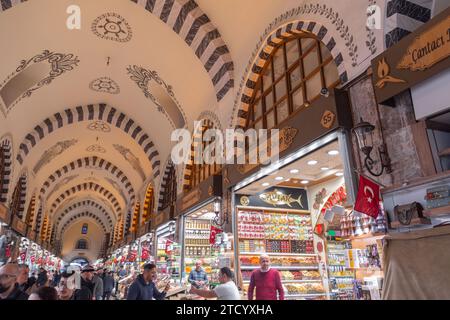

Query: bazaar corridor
(1, 0), (450, 303)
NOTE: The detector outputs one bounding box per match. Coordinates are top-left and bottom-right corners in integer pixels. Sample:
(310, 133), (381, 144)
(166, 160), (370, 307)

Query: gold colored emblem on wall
(240, 196), (250, 206)
(321, 110), (336, 129)
(279, 127), (298, 152)
(375, 58), (406, 88)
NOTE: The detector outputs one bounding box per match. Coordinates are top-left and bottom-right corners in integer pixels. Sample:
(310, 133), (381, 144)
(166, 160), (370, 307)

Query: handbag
(393, 202), (426, 226)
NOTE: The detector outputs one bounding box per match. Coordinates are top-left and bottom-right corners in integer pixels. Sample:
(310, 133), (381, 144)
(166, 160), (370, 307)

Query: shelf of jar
(242, 279), (322, 283)
(185, 244), (211, 246)
(185, 228), (211, 231)
(285, 293), (326, 298)
(239, 252), (317, 256)
(238, 237), (314, 241)
(240, 266), (319, 270)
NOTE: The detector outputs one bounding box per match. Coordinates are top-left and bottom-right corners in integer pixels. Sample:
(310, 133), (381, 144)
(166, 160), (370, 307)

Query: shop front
(175, 173), (234, 298)
(225, 88), (387, 300)
(154, 219), (181, 284)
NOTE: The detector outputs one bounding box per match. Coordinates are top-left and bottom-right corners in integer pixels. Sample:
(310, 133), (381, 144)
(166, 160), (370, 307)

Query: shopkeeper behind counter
(190, 267), (240, 300)
(188, 260), (209, 288)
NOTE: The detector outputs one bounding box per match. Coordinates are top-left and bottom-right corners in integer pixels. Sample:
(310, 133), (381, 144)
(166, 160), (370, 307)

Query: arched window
(81, 223), (88, 234)
(185, 119), (222, 192)
(159, 163), (177, 211)
(75, 239), (88, 250)
(246, 35), (340, 130)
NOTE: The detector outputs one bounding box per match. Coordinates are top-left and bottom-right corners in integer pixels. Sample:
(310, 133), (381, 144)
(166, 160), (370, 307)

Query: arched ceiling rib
(49, 182), (123, 218)
(39, 156), (136, 207)
(56, 207), (113, 237)
(54, 199), (116, 226)
(16, 103), (160, 179)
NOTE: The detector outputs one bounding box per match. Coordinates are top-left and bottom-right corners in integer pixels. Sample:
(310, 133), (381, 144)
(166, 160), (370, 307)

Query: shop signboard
(236, 186), (309, 211)
(153, 207), (173, 230)
(224, 89), (352, 188)
(11, 215), (27, 236)
(371, 7), (450, 104)
(176, 174), (223, 216)
(26, 229), (36, 242)
(0, 203), (10, 224)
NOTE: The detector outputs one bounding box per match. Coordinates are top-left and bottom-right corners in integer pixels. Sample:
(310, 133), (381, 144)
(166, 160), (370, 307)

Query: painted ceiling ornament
(0, 50), (80, 114)
(105, 177), (127, 204)
(89, 77), (120, 94)
(87, 120), (111, 132)
(91, 12), (132, 43)
(86, 144), (106, 153)
(33, 139), (78, 174)
(113, 144), (146, 182)
(46, 174), (78, 201)
(126, 65), (187, 129)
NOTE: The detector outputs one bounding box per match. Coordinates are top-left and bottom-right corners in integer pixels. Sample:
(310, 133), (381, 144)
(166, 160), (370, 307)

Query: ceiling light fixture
(289, 169), (299, 174)
(321, 167), (329, 171)
(335, 172), (344, 177)
(301, 180), (309, 184)
(328, 150), (339, 156)
(307, 160), (318, 165)
(275, 177), (284, 181)
(262, 182), (270, 187)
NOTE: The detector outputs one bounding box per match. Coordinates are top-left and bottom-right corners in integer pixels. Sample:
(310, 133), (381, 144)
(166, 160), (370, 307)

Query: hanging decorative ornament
(354, 215), (364, 236)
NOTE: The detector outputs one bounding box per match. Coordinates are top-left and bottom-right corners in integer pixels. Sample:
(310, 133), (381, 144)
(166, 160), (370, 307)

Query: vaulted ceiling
(0, 0), (397, 261)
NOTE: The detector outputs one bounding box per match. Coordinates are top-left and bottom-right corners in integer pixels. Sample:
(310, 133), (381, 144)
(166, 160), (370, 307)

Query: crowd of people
(0, 254), (284, 300)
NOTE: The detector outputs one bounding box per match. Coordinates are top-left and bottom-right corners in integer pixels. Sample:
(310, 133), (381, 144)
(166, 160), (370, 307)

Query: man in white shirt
(189, 267), (240, 300)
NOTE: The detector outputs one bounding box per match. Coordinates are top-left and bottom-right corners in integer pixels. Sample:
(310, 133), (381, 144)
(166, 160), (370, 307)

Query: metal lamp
(352, 118), (392, 177)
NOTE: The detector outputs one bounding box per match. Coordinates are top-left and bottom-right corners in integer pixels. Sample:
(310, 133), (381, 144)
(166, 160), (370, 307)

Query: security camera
(320, 88), (330, 97)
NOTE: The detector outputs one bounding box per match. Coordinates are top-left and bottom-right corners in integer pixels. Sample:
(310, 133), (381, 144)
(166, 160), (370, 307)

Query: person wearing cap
(102, 270), (115, 300)
(93, 268), (104, 300)
(74, 265), (95, 300)
(57, 272), (76, 300)
(127, 263), (170, 300)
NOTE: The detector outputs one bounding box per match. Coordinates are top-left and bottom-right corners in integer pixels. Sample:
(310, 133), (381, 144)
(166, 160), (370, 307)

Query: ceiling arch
(39, 156), (136, 206)
(49, 182), (122, 216)
(54, 199), (115, 227)
(0, 0), (235, 101)
(16, 103), (160, 179)
(59, 212), (108, 237)
(56, 207), (113, 236)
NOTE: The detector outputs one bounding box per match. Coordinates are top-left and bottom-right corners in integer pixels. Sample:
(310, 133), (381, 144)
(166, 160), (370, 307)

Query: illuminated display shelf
(243, 279), (322, 283)
(240, 266), (319, 270)
(239, 252), (316, 257)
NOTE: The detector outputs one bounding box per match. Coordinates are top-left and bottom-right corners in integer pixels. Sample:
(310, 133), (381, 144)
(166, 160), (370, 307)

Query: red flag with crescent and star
(354, 175), (381, 218)
(209, 225), (222, 244)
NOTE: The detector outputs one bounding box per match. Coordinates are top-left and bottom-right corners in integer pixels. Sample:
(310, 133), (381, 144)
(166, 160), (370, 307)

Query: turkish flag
(210, 225), (222, 244)
(354, 175), (381, 218)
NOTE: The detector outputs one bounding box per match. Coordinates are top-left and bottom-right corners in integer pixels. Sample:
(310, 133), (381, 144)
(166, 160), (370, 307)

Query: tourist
(28, 286), (58, 300)
(74, 265), (95, 300)
(247, 254), (284, 300)
(190, 267), (241, 300)
(0, 263), (29, 300)
(57, 272), (75, 300)
(36, 267), (48, 287)
(17, 264), (34, 294)
(188, 260), (209, 289)
(126, 263), (170, 300)
(93, 268), (104, 300)
(102, 270), (115, 300)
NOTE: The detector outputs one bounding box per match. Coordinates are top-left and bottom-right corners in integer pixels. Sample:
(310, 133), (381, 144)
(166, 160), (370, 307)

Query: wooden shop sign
(11, 215), (27, 236)
(0, 203), (9, 223)
(224, 88), (352, 188)
(177, 174), (223, 214)
(372, 7), (450, 103)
